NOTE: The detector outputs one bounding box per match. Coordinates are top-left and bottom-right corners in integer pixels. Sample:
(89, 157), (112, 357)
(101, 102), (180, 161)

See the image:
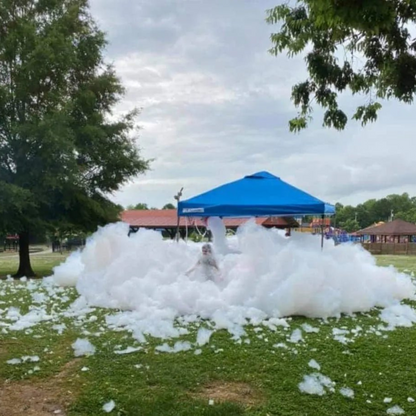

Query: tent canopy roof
(178, 171), (335, 218)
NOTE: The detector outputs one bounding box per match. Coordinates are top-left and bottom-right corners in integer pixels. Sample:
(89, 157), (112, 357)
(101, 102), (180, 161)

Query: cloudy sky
(89, 0), (416, 209)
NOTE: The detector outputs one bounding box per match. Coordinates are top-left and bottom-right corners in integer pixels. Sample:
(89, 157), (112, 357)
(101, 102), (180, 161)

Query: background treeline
(333, 193), (416, 232)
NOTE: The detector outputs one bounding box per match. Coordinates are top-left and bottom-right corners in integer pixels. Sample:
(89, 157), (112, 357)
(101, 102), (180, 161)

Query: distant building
(356, 219), (416, 244)
(121, 209), (299, 239)
(310, 217), (331, 228)
(356, 219), (416, 255)
(3, 234), (19, 251)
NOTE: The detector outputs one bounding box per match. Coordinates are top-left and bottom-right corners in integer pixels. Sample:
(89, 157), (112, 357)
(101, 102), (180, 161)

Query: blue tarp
(178, 171), (335, 217)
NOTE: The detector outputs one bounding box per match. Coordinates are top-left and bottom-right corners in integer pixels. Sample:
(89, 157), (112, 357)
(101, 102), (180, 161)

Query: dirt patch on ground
(192, 381), (263, 406)
(0, 359), (80, 416)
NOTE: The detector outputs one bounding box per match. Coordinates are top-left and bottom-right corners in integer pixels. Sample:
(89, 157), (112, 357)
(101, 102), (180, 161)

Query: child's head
(201, 243), (212, 255)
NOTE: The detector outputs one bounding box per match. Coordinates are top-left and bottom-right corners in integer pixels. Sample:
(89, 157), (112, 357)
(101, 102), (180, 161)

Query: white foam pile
(289, 329), (303, 344)
(114, 346), (142, 355)
(387, 405), (405, 415)
(72, 338), (96, 357)
(50, 218), (415, 340)
(102, 400), (116, 413)
(7, 356), (39, 365)
(155, 341), (193, 353)
(196, 327), (213, 346)
(339, 387), (354, 398)
(308, 359), (321, 371)
(298, 372), (336, 395)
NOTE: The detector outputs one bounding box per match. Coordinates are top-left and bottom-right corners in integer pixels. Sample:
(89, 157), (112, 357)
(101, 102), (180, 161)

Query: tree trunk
(13, 231), (36, 278)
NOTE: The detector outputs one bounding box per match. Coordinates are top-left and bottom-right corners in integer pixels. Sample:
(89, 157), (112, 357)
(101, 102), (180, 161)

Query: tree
(0, 0), (149, 277)
(386, 193), (413, 214)
(395, 208), (416, 223)
(333, 204), (355, 228)
(331, 192), (416, 232)
(162, 203), (175, 210)
(267, 1), (416, 131)
(372, 198), (393, 222)
(342, 218), (360, 233)
(127, 203), (150, 210)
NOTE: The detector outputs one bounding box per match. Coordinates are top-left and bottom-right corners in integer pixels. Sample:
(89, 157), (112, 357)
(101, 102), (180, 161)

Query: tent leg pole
(176, 214), (180, 242)
(321, 214), (324, 250)
(174, 187), (183, 242)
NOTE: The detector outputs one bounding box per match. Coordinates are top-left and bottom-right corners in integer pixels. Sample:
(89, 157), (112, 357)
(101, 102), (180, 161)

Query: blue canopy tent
(178, 171), (334, 217)
(177, 171), (335, 247)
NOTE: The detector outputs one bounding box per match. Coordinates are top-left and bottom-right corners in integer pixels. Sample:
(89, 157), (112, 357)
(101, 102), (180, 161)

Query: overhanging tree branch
(267, 0), (416, 131)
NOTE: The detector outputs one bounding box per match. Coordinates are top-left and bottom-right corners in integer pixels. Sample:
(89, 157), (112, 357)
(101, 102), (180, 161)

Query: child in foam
(186, 243), (221, 281)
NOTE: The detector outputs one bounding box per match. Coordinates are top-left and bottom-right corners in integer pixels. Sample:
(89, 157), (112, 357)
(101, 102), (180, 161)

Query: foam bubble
(196, 327), (213, 346)
(308, 359), (321, 370)
(52, 250), (84, 287)
(72, 338), (95, 357)
(298, 372), (335, 395)
(52, 220), (416, 339)
(102, 400), (115, 413)
(340, 387), (354, 398)
(387, 405), (405, 415)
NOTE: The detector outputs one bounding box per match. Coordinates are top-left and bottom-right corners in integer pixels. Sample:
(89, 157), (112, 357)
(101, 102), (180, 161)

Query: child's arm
(185, 260), (200, 276)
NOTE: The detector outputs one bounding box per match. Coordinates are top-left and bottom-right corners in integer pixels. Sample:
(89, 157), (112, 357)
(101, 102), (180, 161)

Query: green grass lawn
(0, 251), (69, 278)
(1, 254), (416, 415)
(374, 255), (416, 275)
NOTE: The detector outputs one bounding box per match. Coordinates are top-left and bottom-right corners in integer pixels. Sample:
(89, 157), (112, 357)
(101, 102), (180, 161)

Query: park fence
(361, 242), (416, 255)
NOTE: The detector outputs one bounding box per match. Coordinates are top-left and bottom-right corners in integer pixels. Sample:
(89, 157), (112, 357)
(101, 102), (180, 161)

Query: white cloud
(89, 0), (416, 209)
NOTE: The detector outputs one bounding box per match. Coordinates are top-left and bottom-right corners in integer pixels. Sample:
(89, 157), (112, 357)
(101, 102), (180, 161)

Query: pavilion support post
(321, 214), (324, 250)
